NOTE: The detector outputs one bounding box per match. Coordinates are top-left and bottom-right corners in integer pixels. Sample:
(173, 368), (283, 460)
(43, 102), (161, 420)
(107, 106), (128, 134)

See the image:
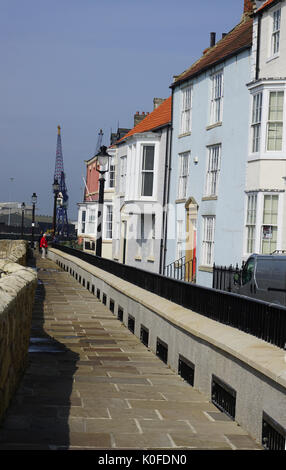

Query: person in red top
(40, 233), (48, 258)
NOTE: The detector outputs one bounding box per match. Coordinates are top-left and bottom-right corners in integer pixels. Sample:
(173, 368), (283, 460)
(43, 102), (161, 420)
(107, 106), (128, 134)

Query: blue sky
(0, 0), (245, 220)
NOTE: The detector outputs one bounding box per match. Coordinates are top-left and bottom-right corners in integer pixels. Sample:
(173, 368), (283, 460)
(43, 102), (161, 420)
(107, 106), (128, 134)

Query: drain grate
(262, 412), (286, 450)
(211, 375), (236, 420)
(118, 307), (123, 321)
(140, 325), (149, 347)
(178, 355), (195, 386)
(128, 315), (135, 333)
(156, 338), (168, 364)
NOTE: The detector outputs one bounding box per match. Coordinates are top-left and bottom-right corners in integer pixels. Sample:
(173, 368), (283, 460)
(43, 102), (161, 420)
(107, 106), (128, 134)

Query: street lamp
(95, 145), (111, 257)
(21, 202), (25, 238)
(31, 192), (37, 249)
(52, 178), (60, 238)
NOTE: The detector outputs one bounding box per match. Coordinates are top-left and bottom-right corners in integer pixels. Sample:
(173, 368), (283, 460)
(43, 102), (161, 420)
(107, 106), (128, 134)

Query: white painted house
(111, 98), (172, 273)
(245, 0), (286, 257)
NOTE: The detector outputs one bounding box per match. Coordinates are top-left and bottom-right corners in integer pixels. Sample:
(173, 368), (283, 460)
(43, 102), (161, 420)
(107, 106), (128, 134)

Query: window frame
(180, 85), (192, 134)
(202, 215), (215, 266)
(204, 144), (221, 197)
(271, 7), (281, 57)
(246, 193), (257, 254)
(210, 70), (223, 125)
(251, 92), (263, 153)
(119, 155), (127, 193)
(141, 145), (155, 197)
(104, 204), (113, 240)
(177, 151), (190, 200)
(266, 90), (284, 152)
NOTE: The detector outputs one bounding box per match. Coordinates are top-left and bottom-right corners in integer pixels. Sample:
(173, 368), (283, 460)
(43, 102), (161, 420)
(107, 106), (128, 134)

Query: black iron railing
(52, 244), (286, 349)
(164, 256), (196, 283)
(212, 263), (243, 292)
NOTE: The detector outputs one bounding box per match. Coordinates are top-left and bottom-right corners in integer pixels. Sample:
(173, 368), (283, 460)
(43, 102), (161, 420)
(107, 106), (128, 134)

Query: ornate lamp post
(95, 146), (111, 257)
(52, 178), (60, 239)
(31, 192), (37, 249)
(21, 202), (25, 238)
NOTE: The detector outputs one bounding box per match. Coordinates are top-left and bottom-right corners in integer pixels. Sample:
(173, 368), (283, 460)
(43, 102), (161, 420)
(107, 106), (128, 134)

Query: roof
(114, 96), (172, 145)
(171, 15), (253, 87)
(256, 0), (280, 12)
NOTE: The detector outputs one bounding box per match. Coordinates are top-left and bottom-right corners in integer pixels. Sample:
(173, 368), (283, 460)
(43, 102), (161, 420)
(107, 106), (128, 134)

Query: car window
(241, 258), (255, 285)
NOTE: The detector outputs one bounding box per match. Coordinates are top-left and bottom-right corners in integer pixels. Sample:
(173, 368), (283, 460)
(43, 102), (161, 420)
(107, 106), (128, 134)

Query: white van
(234, 253), (286, 306)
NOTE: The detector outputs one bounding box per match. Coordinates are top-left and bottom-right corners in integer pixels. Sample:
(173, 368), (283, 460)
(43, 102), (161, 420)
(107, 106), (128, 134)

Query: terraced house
(111, 97), (172, 273)
(165, 0), (256, 288)
(245, 0), (286, 257)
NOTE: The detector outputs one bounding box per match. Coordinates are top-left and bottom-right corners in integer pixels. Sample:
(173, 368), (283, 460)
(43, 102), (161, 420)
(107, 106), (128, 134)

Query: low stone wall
(0, 259), (37, 424)
(48, 248), (286, 446)
(0, 240), (29, 266)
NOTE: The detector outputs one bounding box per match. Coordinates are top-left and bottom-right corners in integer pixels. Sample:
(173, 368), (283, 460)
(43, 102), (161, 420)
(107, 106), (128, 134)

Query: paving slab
(0, 254), (263, 451)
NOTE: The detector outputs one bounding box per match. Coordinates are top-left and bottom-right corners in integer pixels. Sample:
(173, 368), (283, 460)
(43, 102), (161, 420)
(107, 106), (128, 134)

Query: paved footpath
(0, 254), (263, 450)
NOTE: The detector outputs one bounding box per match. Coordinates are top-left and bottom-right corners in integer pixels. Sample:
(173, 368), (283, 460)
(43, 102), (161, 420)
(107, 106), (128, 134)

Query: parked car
(233, 253), (286, 306)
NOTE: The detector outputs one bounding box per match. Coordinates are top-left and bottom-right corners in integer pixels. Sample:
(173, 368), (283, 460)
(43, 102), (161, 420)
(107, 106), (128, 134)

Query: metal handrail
(52, 243), (286, 349)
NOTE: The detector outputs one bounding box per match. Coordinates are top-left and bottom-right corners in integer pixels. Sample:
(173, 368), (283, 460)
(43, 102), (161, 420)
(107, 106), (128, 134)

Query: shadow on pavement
(0, 251), (79, 450)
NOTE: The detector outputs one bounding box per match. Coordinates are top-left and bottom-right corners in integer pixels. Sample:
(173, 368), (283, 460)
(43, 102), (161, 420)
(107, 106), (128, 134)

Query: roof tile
(172, 15), (253, 87)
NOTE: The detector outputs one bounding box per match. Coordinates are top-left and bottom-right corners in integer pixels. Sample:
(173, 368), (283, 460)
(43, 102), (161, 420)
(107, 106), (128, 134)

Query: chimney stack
(153, 97), (166, 109)
(210, 32), (216, 47)
(243, 0), (255, 14)
(134, 111), (148, 127)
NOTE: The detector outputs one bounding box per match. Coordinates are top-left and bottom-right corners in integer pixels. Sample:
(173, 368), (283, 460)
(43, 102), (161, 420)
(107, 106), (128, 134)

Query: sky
(0, 0), (245, 221)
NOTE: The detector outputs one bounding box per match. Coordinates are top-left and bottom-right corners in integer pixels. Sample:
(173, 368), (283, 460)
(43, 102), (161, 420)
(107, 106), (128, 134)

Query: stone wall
(0, 247), (37, 424)
(48, 248), (286, 445)
(0, 240), (29, 266)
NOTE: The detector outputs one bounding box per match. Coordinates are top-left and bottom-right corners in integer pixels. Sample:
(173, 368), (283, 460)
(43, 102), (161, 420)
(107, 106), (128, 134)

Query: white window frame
(202, 216), (215, 266)
(180, 86), (192, 134)
(119, 156), (127, 193)
(245, 193), (257, 254)
(81, 210), (86, 234)
(251, 92), (262, 153)
(266, 90), (284, 151)
(205, 144), (221, 197)
(141, 145), (155, 197)
(177, 152), (190, 200)
(104, 204), (113, 239)
(108, 159), (115, 188)
(261, 194), (279, 254)
(210, 71), (223, 124)
(271, 8), (281, 57)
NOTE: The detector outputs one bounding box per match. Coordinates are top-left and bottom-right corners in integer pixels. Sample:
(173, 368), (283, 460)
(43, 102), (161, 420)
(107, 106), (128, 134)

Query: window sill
(147, 256), (155, 263)
(206, 122), (222, 131)
(134, 256), (142, 261)
(198, 265), (213, 273)
(266, 53), (279, 63)
(178, 132), (191, 138)
(202, 195), (218, 201)
(175, 198), (187, 204)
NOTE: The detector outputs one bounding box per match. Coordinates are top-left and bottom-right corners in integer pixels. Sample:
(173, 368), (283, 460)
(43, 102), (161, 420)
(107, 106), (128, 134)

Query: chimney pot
(210, 32), (216, 47)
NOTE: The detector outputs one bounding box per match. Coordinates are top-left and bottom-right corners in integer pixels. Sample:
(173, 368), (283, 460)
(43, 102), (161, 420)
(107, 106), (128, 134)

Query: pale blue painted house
(165, 2), (254, 287)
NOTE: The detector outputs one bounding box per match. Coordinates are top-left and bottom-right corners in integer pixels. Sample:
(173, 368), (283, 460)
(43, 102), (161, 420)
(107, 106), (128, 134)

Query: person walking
(40, 233), (48, 259)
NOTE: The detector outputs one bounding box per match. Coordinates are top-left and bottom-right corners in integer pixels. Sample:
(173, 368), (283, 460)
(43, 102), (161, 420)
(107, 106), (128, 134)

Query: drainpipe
(159, 92), (173, 275)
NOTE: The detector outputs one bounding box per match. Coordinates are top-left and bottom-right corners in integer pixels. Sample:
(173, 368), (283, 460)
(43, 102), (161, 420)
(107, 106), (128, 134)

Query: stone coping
(50, 248), (286, 391)
(0, 259), (37, 310)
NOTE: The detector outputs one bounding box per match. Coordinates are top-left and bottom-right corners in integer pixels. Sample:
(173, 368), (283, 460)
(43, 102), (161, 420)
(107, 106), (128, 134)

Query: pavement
(0, 253), (263, 451)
